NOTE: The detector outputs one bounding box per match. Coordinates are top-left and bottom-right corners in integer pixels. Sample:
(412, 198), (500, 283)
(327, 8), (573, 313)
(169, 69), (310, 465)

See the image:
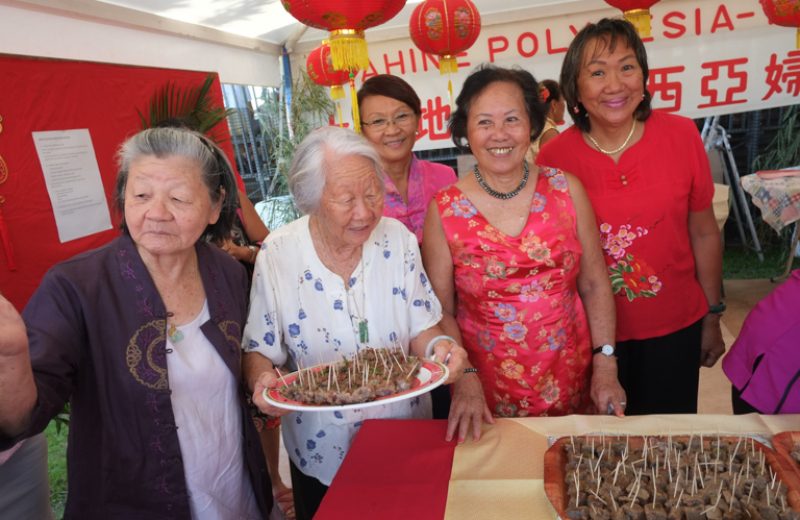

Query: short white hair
(288, 126), (384, 215)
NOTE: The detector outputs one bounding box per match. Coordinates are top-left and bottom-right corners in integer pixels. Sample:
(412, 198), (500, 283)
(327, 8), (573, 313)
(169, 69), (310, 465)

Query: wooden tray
(774, 432), (800, 492)
(544, 434), (800, 518)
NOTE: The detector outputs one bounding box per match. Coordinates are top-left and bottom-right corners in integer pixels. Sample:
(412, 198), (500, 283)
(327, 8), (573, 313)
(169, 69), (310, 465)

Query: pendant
(167, 323), (184, 343)
(358, 319), (369, 344)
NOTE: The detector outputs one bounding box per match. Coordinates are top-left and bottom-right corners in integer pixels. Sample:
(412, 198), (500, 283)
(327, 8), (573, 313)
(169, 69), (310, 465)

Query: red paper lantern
(281, 1), (407, 71)
(409, 0), (481, 75)
(760, 0), (800, 48)
(306, 41), (350, 100)
(605, 0), (660, 38)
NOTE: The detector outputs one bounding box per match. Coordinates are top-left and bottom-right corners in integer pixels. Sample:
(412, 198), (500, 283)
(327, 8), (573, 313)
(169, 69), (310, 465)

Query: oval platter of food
(263, 347), (449, 412)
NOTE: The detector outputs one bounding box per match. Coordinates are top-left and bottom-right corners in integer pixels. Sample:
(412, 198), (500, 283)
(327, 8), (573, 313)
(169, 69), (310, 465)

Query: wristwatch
(592, 344), (616, 357)
(708, 302), (726, 314)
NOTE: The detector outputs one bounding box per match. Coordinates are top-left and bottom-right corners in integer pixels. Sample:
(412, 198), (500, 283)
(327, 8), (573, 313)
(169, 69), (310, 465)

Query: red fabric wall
(0, 54), (241, 311)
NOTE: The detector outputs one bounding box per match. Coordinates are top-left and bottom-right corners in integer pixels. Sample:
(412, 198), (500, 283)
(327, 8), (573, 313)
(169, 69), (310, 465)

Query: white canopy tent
(1, 0), (641, 86)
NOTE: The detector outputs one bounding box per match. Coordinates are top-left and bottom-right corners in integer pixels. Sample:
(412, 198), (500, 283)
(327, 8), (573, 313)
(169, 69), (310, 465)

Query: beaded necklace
(473, 160), (530, 200)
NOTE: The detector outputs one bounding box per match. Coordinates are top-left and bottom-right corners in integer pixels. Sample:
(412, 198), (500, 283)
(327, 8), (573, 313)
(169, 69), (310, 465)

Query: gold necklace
(586, 119), (637, 156)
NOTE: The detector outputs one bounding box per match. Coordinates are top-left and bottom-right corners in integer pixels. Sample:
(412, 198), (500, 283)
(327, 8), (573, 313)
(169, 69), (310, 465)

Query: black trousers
(290, 460), (328, 520)
(431, 384), (452, 419)
(731, 384), (761, 414)
(616, 318), (703, 415)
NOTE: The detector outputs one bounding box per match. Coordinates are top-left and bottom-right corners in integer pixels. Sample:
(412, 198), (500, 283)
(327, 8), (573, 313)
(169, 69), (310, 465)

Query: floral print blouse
(242, 216), (441, 485)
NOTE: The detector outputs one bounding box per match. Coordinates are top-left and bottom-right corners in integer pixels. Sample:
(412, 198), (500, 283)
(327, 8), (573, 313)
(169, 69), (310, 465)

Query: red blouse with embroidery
(537, 111), (713, 341)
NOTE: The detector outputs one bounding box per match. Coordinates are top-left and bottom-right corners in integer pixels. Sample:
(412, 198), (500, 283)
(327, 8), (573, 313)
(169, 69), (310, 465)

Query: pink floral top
(434, 167), (592, 417)
(383, 156), (457, 243)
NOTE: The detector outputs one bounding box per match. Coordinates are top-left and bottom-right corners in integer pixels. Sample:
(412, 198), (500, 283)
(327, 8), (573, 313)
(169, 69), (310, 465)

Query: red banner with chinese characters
(0, 54), (241, 311)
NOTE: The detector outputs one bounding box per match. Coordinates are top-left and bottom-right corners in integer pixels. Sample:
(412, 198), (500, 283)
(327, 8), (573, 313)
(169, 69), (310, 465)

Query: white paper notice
(32, 129), (112, 243)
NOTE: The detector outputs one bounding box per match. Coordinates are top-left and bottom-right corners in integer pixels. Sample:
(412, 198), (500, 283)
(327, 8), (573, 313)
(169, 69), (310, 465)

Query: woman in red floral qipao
(423, 66), (626, 443)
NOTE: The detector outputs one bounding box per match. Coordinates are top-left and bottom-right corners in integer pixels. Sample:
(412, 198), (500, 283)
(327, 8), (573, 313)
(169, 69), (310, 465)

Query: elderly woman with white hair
(243, 126), (472, 520)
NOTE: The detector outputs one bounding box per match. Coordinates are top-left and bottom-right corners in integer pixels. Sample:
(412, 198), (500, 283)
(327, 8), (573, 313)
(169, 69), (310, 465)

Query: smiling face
(466, 81), (531, 178)
(577, 37), (645, 131)
(316, 153), (384, 251)
(359, 94), (420, 166)
(124, 155), (221, 259)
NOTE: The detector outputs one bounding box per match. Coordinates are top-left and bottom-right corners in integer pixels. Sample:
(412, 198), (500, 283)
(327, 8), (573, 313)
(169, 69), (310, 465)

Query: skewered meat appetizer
(277, 347), (423, 406)
(549, 435), (800, 520)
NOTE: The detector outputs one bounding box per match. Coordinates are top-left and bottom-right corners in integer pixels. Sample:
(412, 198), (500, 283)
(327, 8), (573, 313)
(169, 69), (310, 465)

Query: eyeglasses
(361, 112), (415, 131)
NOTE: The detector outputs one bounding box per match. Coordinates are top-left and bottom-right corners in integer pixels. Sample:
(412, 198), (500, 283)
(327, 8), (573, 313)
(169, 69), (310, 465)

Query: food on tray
(277, 347), (423, 406)
(772, 433), (800, 490)
(546, 434), (800, 520)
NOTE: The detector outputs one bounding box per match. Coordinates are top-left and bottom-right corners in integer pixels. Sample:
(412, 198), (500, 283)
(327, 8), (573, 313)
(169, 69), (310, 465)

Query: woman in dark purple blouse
(0, 127), (272, 519)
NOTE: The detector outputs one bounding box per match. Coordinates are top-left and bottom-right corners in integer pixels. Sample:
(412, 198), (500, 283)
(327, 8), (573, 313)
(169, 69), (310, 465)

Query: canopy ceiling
(54, 0), (603, 52)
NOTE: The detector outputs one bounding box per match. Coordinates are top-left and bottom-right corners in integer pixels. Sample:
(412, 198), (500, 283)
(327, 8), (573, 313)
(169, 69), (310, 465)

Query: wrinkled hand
(430, 339), (469, 385)
(590, 357), (627, 417)
(446, 373), (494, 443)
(700, 314), (725, 367)
(251, 368), (291, 418)
(0, 293), (27, 357)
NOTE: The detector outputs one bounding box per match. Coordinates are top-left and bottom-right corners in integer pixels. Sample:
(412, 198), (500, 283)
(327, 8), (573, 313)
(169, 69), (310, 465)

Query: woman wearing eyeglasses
(357, 75), (457, 244)
(357, 75), (458, 420)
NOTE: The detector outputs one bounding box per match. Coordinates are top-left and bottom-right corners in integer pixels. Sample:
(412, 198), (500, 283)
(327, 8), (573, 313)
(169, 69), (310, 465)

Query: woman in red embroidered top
(423, 65), (626, 442)
(537, 18), (725, 415)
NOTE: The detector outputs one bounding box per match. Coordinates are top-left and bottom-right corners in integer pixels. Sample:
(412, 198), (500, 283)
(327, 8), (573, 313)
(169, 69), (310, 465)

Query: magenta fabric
(433, 168), (592, 417)
(722, 269), (800, 414)
(538, 112), (714, 341)
(382, 156), (457, 243)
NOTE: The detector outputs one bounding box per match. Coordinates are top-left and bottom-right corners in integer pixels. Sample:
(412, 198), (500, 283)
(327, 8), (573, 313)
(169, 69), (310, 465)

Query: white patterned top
(243, 216), (442, 485)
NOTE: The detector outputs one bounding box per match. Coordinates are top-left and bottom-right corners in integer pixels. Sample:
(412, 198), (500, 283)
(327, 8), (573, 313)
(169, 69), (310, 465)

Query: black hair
(560, 17), (652, 132)
(449, 65), (547, 153)
(357, 74), (422, 118)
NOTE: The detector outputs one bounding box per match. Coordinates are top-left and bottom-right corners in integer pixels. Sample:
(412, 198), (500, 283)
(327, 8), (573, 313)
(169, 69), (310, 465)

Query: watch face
(601, 344), (614, 356)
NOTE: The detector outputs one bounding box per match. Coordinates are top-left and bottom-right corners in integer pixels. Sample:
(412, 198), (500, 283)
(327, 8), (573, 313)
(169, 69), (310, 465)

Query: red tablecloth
(315, 419), (456, 520)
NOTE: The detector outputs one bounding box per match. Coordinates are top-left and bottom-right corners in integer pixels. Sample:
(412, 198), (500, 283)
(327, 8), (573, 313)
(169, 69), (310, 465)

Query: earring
(572, 105), (580, 114)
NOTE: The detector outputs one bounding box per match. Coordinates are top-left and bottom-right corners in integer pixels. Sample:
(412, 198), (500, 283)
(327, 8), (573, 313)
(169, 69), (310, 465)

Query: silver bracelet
(424, 334), (456, 359)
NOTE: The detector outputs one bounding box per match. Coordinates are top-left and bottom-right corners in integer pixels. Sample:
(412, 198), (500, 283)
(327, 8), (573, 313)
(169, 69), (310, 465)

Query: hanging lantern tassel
(330, 85), (346, 128)
(604, 2), (660, 38)
(349, 73), (361, 134)
(447, 77), (454, 109)
(330, 30), (370, 72)
(623, 8), (653, 38)
(439, 55), (459, 75)
(330, 85), (345, 101)
(335, 102), (345, 127)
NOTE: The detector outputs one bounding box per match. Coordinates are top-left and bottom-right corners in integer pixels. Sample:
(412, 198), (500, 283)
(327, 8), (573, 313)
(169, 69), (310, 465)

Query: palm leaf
(137, 74), (235, 142)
